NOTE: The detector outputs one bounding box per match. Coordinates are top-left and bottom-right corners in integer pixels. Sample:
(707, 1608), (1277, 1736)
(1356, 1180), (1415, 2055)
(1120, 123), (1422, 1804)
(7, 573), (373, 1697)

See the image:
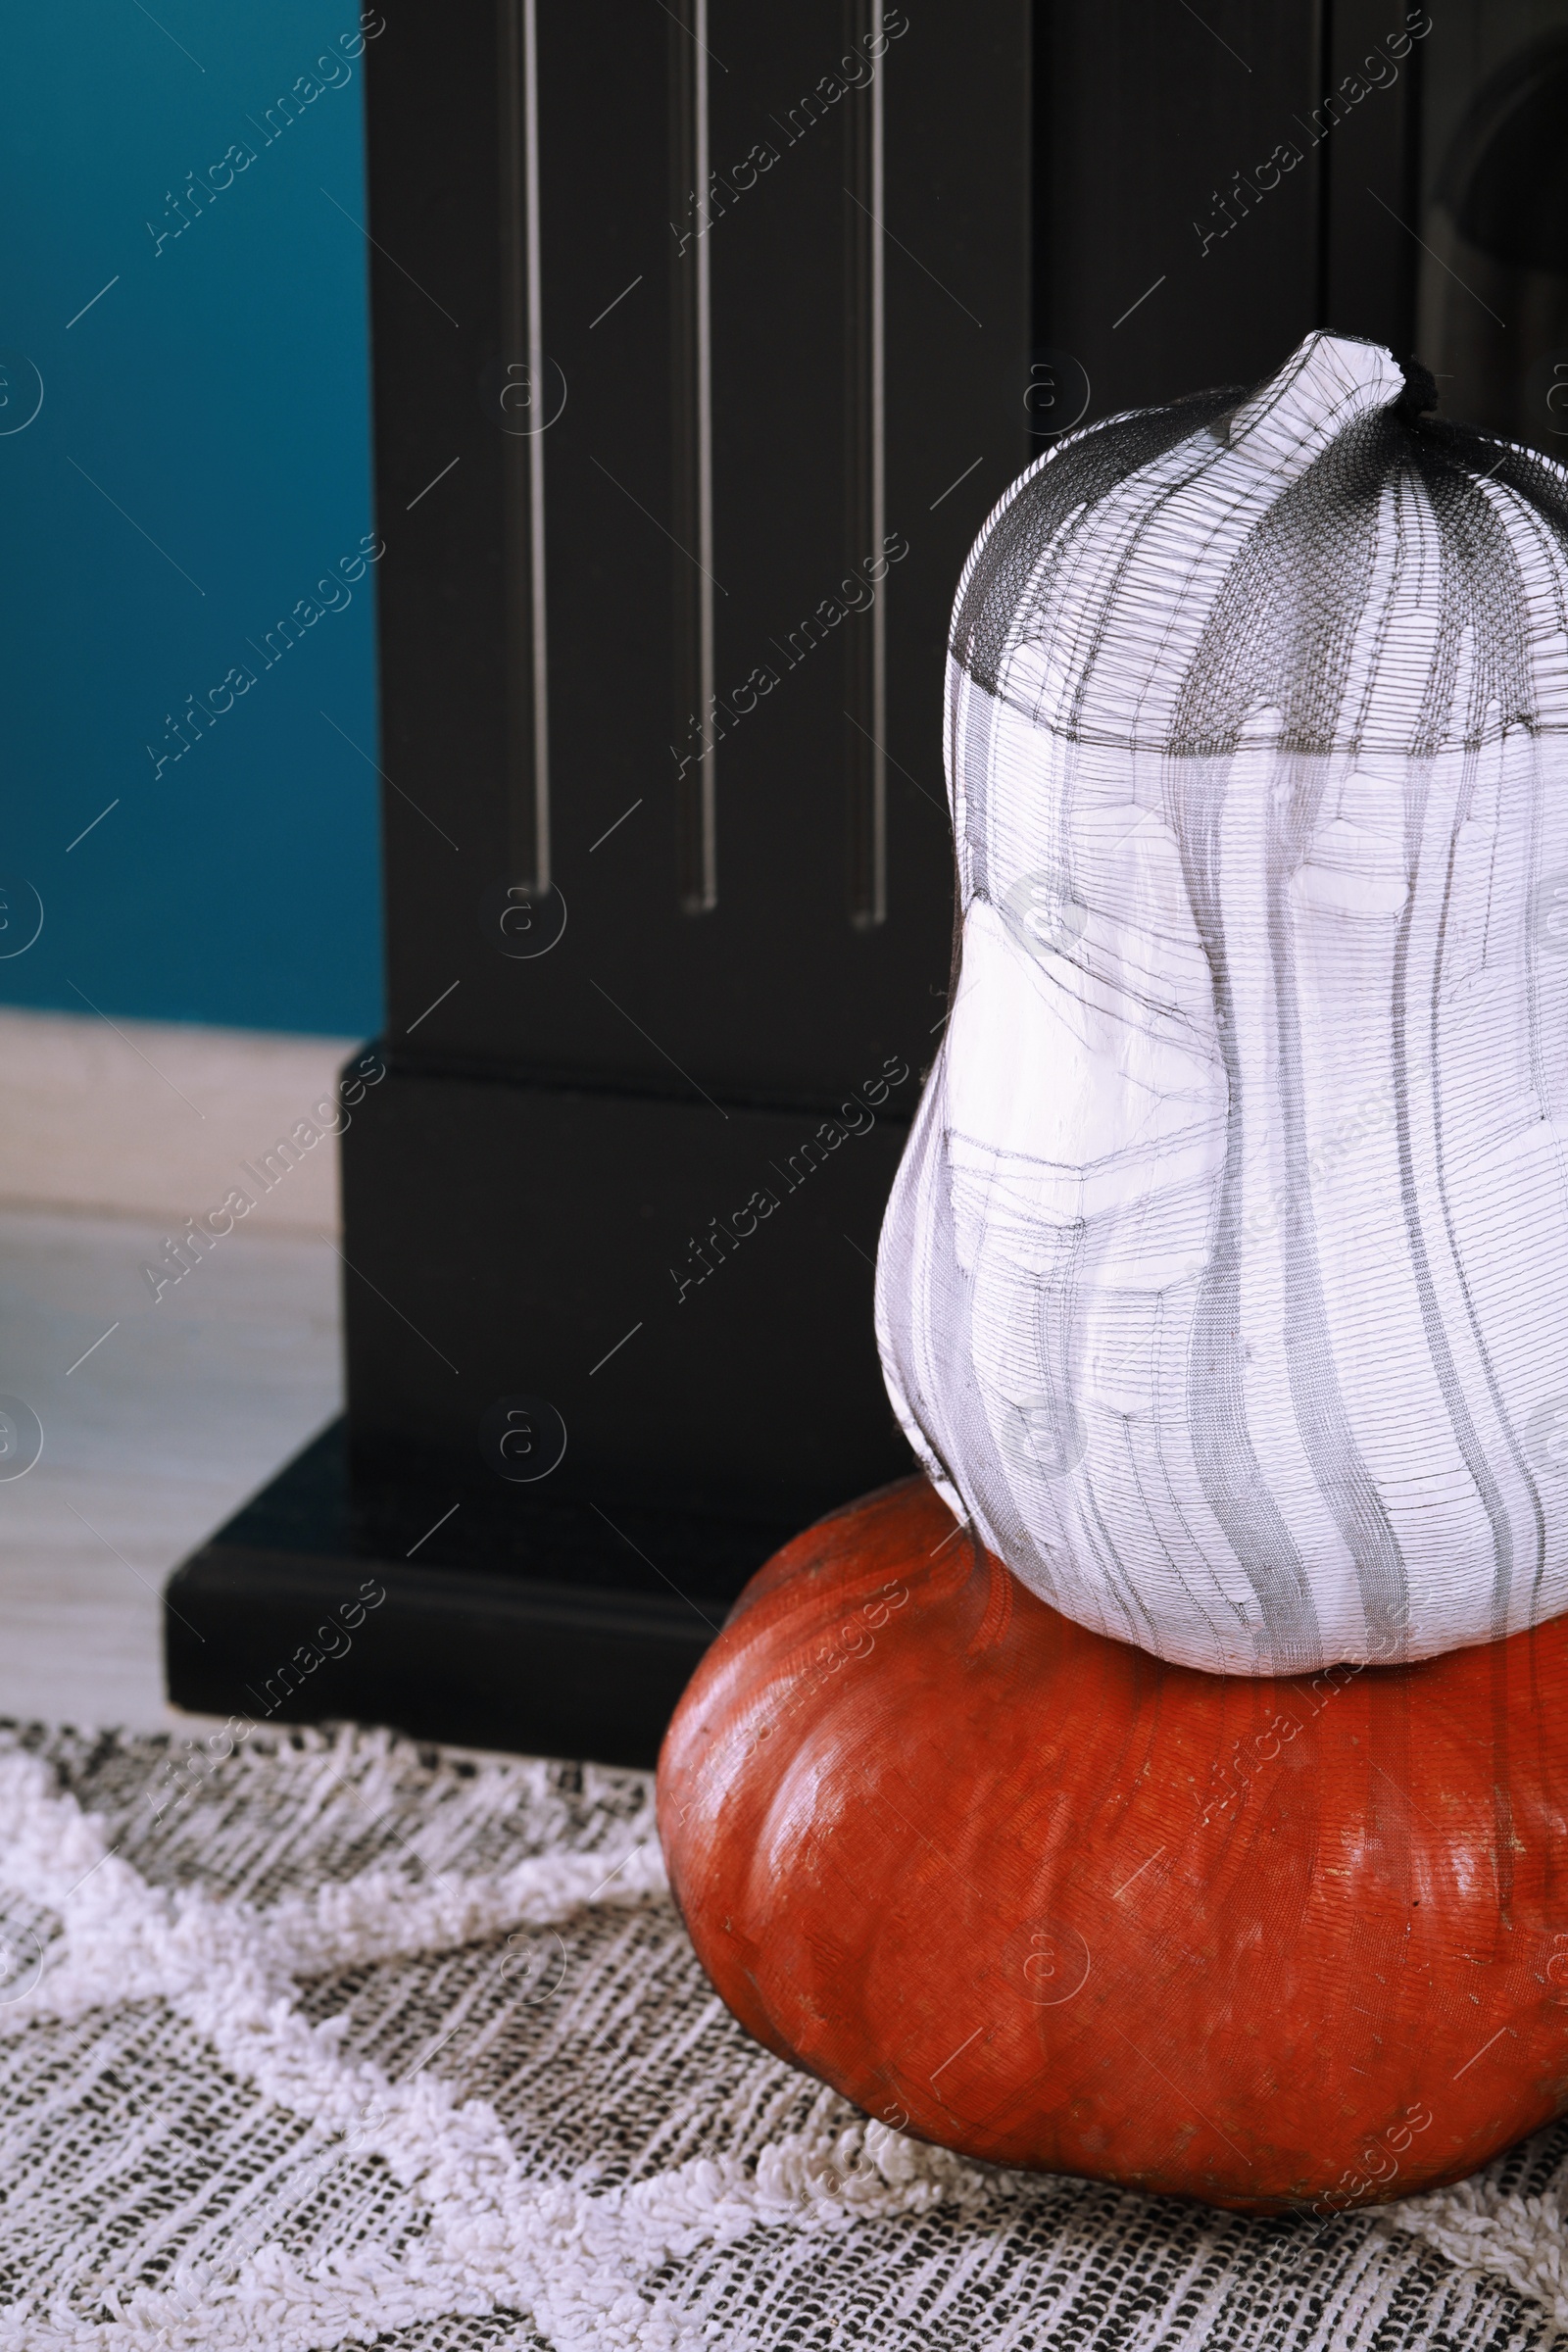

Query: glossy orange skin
(658, 1476), (1568, 2213)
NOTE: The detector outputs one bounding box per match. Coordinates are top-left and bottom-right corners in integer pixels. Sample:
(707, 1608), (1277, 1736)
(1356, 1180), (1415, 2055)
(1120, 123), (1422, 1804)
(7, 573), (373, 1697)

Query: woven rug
(0, 1724), (1565, 2350)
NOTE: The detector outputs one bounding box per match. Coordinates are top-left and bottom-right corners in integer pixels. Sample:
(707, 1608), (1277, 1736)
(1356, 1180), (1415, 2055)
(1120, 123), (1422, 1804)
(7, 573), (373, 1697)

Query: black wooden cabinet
(169, 0), (1564, 1764)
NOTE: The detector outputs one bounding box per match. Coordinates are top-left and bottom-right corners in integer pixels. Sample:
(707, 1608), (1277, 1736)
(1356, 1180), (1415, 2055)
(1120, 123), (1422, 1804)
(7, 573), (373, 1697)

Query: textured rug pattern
(0, 1721), (1562, 2348)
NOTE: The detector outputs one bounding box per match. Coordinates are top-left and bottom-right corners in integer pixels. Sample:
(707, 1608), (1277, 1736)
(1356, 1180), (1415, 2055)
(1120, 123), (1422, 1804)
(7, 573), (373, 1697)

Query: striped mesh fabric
(876, 330), (1568, 1674)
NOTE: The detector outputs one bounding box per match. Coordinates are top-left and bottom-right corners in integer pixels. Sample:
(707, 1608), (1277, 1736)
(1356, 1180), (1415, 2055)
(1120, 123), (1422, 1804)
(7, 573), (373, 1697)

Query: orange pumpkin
(658, 1475), (1568, 2214)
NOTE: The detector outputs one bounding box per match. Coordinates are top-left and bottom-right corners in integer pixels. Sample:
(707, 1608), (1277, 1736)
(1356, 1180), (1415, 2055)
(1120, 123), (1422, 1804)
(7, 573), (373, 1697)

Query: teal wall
(0, 3), (384, 1037)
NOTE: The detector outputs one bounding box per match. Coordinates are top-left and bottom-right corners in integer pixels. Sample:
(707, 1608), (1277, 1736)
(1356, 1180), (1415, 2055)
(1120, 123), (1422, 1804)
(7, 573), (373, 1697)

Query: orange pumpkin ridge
(658, 1476), (1568, 2214)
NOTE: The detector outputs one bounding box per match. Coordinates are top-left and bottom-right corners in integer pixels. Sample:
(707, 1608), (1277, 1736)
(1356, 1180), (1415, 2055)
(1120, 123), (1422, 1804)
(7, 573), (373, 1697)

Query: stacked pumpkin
(659, 333), (1568, 2212)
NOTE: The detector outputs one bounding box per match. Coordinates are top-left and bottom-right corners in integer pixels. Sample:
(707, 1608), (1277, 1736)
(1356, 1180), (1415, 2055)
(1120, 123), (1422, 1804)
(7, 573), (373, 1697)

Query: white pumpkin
(876, 329), (1568, 1674)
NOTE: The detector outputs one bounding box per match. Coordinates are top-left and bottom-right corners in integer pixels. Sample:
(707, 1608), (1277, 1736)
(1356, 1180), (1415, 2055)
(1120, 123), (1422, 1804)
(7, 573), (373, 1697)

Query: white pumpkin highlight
(876, 329), (1568, 1675)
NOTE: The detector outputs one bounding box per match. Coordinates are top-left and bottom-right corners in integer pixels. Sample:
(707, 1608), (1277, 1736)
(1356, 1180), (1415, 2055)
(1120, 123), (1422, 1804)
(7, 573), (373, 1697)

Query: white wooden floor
(0, 1208), (341, 1730)
(0, 1011), (349, 1731)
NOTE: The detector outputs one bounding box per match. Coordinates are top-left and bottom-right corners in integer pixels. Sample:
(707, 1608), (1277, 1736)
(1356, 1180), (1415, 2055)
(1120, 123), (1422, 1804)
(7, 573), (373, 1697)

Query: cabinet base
(164, 1420), (797, 1766)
